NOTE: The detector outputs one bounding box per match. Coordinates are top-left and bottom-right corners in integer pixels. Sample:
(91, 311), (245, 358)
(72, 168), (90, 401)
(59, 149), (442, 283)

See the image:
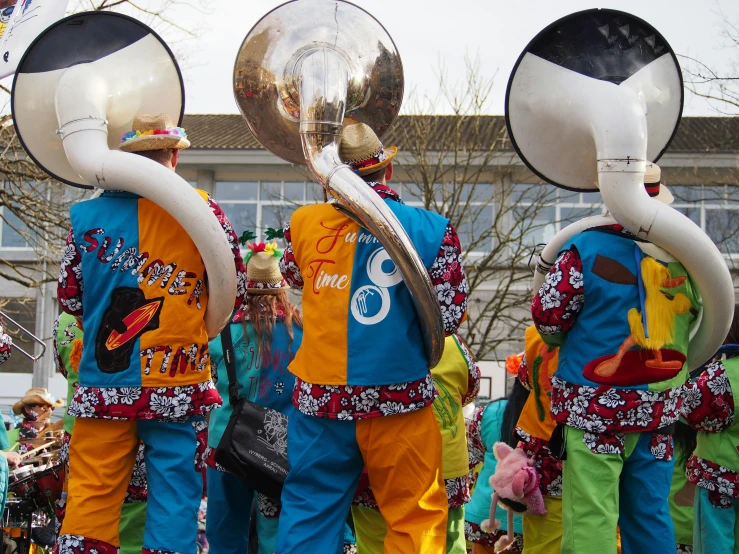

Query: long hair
(500, 379), (531, 448)
(242, 290), (303, 365)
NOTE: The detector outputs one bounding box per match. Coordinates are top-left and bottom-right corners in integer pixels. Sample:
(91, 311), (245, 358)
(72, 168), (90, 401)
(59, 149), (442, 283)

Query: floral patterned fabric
(550, 375), (684, 438)
(464, 521), (523, 551)
(57, 535), (118, 554)
(532, 248), (584, 338)
(682, 362), (735, 433)
(686, 454), (739, 508)
(681, 361), (739, 508)
(468, 404), (486, 469)
(281, 183), (467, 420)
(459, 338), (482, 406)
(677, 544), (693, 554)
(293, 373), (437, 421)
(515, 432), (563, 497)
(0, 323), (11, 365)
(257, 492), (281, 518)
(67, 381), (221, 421)
(352, 473), (469, 510)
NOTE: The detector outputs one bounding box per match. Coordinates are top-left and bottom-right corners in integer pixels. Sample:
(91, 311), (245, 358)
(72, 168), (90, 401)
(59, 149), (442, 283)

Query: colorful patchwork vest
(557, 230), (698, 393)
(431, 334), (473, 480)
(517, 325), (558, 442)
(288, 201), (448, 386)
(693, 358), (739, 473)
(69, 190), (212, 391)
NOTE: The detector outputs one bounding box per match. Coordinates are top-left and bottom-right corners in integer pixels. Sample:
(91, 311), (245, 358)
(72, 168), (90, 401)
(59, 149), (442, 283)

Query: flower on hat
(244, 241), (282, 264)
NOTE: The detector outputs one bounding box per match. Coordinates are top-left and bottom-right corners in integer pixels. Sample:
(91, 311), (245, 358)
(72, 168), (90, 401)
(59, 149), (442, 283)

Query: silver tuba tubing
(298, 49), (444, 368)
(0, 310), (46, 361)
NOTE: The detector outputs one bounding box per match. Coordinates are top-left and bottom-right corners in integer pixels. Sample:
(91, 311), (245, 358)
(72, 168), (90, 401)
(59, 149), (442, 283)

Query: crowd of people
(0, 111), (737, 554)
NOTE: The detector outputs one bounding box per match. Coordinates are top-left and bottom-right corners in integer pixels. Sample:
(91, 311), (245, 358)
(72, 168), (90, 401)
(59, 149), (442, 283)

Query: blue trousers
(694, 486), (739, 554)
(207, 466), (355, 554)
(616, 433), (676, 554)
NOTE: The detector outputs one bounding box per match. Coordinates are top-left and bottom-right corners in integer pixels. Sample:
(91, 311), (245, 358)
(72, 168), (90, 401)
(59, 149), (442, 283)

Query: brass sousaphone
(233, 0), (444, 366)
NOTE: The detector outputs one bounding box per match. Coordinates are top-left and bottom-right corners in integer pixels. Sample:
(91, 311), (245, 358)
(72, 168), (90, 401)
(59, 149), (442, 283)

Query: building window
(215, 181), (319, 246)
(1, 209), (32, 248)
(0, 298), (37, 374)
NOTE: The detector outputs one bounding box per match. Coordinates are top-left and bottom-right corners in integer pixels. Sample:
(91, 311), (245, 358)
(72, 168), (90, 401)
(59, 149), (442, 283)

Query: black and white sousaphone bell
(233, 0), (445, 366)
(11, 12), (236, 338)
(506, 9), (734, 369)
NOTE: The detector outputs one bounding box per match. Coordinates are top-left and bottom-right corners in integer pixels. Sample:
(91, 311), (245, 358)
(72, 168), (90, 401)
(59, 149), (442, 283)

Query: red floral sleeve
(457, 335), (481, 406)
(683, 361), (735, 433)
(207, 196), (247, 309)
(467, 404), (486, 469)
(0, 320), (11, 366)
(279, 221), (304, 290)
(58, 227), (84, 316)
(531, 248), (584, 345)
(430, 223), (469, 335)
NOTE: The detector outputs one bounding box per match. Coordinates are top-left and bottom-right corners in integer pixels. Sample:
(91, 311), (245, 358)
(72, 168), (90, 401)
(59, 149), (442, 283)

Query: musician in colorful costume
(514, 326), (563, 553)
(275, 123), (469, 554)
(12, 387), (64, 457)
(350, 333), (481, 554)
(53, 312), (147, 554)
(532, 166), (700, 554)
(55, 114), (246, 554)
(682, 306), (739, 554)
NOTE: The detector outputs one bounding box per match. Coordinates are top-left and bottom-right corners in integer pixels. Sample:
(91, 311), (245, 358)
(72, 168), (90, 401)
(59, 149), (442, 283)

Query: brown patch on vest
(592, 255), (638, 285)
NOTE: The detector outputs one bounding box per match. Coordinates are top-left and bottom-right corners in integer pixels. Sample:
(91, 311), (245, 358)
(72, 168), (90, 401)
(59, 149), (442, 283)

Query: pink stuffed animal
(481, 442), (546, 552)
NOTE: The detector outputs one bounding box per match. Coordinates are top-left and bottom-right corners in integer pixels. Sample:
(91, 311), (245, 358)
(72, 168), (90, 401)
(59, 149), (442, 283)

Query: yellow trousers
(522, 496), (562, 554)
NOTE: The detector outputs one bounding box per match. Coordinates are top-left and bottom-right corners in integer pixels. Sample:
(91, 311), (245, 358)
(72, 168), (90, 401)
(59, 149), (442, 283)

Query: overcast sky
(170, 1), (739, 115)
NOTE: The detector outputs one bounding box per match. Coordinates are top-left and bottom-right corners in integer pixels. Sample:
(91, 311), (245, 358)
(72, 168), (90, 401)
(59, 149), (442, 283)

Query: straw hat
(644, 163), (674, 205)
(245, 242), (289, 293)
(12, 387), (65, 415)
(119, 113), (190, 153)
(339, 122), (397, 176)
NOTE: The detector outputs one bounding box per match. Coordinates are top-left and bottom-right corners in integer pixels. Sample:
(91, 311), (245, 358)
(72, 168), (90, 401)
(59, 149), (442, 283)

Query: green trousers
(561, 427), (675, 554)
(119, 502), (147, 554)
(352, 505), (466, 554)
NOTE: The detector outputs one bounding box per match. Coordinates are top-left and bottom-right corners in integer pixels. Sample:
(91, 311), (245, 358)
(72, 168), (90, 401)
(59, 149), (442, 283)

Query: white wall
(477, 360), (507, 400)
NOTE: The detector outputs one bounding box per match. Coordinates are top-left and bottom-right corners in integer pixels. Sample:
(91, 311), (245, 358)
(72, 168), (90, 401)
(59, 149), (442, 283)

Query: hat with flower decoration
(119, 113), (190, 153)
(339, 122), (397, 176)
(242, 231), (290, 293)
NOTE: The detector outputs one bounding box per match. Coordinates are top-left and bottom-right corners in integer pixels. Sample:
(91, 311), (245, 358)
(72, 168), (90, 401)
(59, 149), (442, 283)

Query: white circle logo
(350, 248), (402, 325)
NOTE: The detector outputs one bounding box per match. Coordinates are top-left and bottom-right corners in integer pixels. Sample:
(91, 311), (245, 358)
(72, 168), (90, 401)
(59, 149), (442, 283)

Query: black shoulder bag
(214, 324), (289, 500)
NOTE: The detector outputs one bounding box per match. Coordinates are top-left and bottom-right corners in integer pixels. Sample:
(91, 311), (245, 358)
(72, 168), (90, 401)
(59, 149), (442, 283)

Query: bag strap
(220, 324), (240, 405)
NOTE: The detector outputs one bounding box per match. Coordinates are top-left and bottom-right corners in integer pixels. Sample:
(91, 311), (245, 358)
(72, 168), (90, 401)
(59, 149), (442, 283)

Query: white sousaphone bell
(506, 8), (734, 370)
(233, 0), (445, 367)
(11, 12), (236, 339)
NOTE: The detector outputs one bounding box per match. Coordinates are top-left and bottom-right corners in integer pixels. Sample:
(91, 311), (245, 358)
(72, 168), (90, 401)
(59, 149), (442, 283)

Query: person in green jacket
(53, 312), (147, 553)
(682, 305), (739, 554)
